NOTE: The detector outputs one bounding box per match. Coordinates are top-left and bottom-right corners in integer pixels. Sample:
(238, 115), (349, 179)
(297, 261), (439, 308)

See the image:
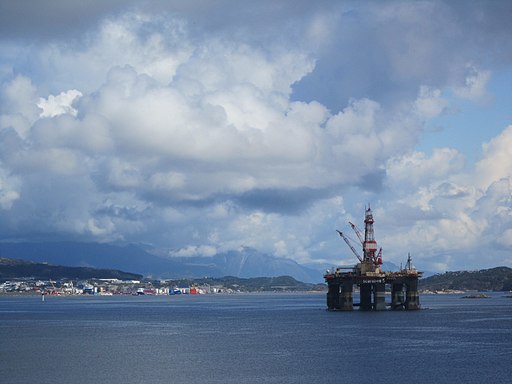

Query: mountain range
(2, 242), (509, 290)
(0, 242), (323, 283)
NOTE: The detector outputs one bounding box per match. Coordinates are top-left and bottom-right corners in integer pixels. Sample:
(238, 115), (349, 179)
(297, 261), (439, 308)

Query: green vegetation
(0, 257), (321, 291)
(6, 254), (510, 293)
(419, 267), (512, 292)
(155, 275), (323, 292)
(0, 257), (142, 281)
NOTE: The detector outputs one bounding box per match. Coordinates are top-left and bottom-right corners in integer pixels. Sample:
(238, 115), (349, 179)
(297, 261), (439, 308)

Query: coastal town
(1, 256), (511, 296)
(0, 277), (246, 296)
(2, 276), (507, 298)
(0, 273), (325, 296)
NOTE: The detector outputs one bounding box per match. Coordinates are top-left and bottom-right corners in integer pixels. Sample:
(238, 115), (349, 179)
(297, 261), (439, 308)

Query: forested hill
(419, 267), (512, 292)
(0, 258), (142, 281)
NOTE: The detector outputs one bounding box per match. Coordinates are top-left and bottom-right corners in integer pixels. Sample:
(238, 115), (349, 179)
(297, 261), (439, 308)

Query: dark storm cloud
(235, 187), (331, 215)
(0, 0), (128, 39)
(357, 168), (386, 192)
(0, 0), (336, 41)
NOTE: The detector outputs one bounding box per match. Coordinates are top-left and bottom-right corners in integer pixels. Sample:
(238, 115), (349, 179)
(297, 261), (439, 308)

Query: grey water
(1, 293), (511, 384)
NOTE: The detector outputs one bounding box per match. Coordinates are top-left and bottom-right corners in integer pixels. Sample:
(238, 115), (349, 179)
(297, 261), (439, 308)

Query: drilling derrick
(363, 206), (377, 263)
(350, 206), (383, 276)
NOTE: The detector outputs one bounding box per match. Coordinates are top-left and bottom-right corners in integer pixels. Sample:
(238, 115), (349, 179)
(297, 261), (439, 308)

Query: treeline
(419, 267), (512, 292)
(164, 275), (322, 292)
(0, 257), (320, 291)
(0, 257), (142, 281)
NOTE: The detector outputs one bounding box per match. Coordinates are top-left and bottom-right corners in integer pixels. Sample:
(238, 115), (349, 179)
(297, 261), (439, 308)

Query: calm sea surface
(1, 292), (511, 384)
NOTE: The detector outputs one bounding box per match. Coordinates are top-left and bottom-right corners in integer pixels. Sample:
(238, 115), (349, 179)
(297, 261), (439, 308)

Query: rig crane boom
(336, 230), (363, 262)
(375, 247), (383, 265)
(349, 222), (364, 245)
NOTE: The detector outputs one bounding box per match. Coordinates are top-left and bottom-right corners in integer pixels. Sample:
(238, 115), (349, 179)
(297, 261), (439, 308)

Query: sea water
(0, 293), (511, 384)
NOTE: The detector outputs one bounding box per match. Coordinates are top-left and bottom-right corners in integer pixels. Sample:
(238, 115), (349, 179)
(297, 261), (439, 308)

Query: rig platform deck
(324, 269), (420, 311)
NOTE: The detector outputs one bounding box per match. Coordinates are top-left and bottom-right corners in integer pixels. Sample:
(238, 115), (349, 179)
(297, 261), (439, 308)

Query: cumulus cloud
(376, 128), (512, 271)
(0, 75), (40, 139)
(386, 148), (465, 189)
(475, 125), (512, 190)
(38, 89), (82, 118)
(0, 1), (511, 272)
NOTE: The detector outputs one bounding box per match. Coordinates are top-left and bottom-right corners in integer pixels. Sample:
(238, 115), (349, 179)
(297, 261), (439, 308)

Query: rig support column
(391, 283), (405, 310)
(340, 279), (354, 311)
(327, 282), (340, 310)
(360, 283), (373, 311)
(373, 282), (386, 311)
(405, 278), (420, 310)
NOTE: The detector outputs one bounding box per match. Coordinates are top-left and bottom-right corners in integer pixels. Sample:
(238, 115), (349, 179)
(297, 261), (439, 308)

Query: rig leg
(373, 282), (386, 310)
(360, 283), (373, 311)
(405, 278), (420, 310)
(391, 283), (405, 310)
(340, 279), (354, 311)
(327, 282), (340, 310)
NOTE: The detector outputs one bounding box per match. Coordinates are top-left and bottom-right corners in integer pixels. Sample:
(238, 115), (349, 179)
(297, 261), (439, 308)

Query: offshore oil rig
(324, 206), (422, 311)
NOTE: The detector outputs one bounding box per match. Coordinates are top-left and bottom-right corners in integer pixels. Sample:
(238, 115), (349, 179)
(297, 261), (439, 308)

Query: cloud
(235, 187), (329, 215)
(475, 125), (512, 190)
(171, 244), (217, 258)
(0, 2), (511, 273)
(453, 64), (491, 102)
(414, 86), (449, 120)
(0, 168), (20, 209)
(374, 126), (512, 271)
(38, 89), (82, 118)
(386, 148), (465, 189)
(0, 75), (40, 139)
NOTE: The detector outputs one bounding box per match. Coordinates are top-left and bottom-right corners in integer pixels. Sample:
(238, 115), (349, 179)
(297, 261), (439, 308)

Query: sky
(0, 0), (511, 272)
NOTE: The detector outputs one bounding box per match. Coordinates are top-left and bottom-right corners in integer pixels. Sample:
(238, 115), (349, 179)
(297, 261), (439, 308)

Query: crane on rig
(349, 222), (364, 245)
(336, 230), (363, 262)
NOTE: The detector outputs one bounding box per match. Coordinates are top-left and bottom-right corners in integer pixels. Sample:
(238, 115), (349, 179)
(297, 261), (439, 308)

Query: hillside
(0, 257), (319, 292)
(0, 242), (322, 282)
(0, 257), (142, 281)
(164, 275), (321, 292)
(419, 267), (512, 292)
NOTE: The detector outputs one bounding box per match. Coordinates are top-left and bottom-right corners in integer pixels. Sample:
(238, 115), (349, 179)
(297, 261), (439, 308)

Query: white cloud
(453, 64), (491, 102)
(171, 245), (217, 258)
(386, 148), (465, 188)
(86, 217), (116, 238)
(38, 89), (82, 118)
(149, 172), (186, 191)
(29, 13), (193, 93)
(475, 125), (512, 190)
(414, 86), (448, 120)
(1, 3), (511, 273)
(0, 75), (40, 139)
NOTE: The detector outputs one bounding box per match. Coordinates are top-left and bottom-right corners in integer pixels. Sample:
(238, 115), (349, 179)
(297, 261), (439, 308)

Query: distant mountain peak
(0, 241), (324, 283)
